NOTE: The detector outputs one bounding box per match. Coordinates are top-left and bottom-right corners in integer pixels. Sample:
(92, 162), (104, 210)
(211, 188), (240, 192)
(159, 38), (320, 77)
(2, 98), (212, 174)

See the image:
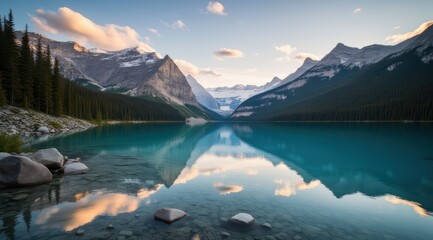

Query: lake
(1, 123), (433, 240)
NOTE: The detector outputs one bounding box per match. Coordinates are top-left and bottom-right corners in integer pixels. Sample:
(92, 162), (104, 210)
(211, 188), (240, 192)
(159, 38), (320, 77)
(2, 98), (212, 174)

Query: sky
(2, 0), (433, 88)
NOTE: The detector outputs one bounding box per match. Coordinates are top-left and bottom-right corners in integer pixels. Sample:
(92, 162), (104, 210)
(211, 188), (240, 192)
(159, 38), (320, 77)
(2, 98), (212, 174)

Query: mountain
(16, 32), (200, 107)
(206, 77), (282, 114)
(186, 75), (219, 111)
(276, 57), (319, 87)
(231, 24), (433, 121)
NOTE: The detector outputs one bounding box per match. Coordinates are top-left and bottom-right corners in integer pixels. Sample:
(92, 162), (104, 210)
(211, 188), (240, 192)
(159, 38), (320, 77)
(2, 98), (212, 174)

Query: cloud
(213, 182), (243, 195)
(275, 44), (296, 61)
(174, 59), (223, 77)
(275, 44), (296, 55)
(294, 52), (321, 61)
(207, 1), (227, 16)
(385, 20), (433, 43)
(213, 48), (244, 59)
(31, 7), (156, 52)
(353, 7), (362, 14)
(393, 25), (401, 30)
(147, 28), (160, 36)
(172, 20), (187, 30)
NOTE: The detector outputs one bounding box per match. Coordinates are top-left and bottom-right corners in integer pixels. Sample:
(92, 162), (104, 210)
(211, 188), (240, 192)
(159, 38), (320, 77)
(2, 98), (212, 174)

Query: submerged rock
(0, 155), (52, 187)
(220, 231), (231, 238)
(261, 222), (272, 229)
(31, 148), (64, 169)
(76, 229), (85, 236)
(63, 162), (89, 175)
(154, 208), (187, 223)
(230, 213), (255, 225)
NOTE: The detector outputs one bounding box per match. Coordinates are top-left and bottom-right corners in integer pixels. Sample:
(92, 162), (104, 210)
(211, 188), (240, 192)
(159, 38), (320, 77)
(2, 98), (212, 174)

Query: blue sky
(3, 0), (433, 88)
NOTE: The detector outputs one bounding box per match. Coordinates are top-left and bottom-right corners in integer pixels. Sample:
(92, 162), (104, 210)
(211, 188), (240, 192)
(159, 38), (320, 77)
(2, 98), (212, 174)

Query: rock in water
(31, 148), (64, 169)
(0, 152), (11, 160)
(185, 117), (207, 126)
(261, 223), (272, 229)
(37, 126), (50, 134)
(0, 156), (52, 187)
(154, 208), (187, 223)
(230, 213), (255, 225)
(63, 162), (89, 175)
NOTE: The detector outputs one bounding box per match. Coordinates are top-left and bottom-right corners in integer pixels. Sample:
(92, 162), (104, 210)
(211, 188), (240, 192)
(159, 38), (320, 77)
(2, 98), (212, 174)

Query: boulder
(30, 148), (64, 169)
(154, 208), (187, 223)
(37, 126), (50, 134)
(63, 162), (89, 175)
(230, 213), (255, 225)
(0, 152), (11, 160)
(0, 155), (52, 187)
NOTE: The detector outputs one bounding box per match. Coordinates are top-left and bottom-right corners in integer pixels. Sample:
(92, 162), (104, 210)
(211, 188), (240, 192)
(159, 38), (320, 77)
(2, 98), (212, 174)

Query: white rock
(37, 126), (50, 133)
(154, 208), (187, 223)
(230, 213), (255, 225)
(31, 148), (64, 169)
(185, 117), (207, 126)
(63, 162), (89, 175)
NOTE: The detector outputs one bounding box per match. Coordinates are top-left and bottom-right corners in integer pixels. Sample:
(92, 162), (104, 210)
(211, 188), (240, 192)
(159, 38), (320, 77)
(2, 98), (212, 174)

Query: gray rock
(119, 230), (133, 236)
(64, 162), (89, 175)
(12, 193), (29, 201)
(0, 152), (11, 160)
(154, 208), (187, 223)
(107, 224), (114, 230)
(37, 126), (50, 133)
(76, 229), (85, 236)
(293, 235), (302, 240)
(0, 155), (52, 187)
(261, 223), (272, 229)
(220, 232), (230, 238)
(230, 213), (255, 225)
(31, 148), (64, 169)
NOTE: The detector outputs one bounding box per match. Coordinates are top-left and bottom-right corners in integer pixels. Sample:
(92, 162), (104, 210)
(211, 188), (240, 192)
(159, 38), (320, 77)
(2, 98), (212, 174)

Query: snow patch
(421, 53), (433, 63)
(261, 94), (287, 100)
(387, 62), (403, 71)
(232, 111), (254, 118)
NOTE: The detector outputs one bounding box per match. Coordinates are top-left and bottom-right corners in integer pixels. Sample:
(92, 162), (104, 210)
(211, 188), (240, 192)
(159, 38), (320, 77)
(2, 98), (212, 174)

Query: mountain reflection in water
(1, 123), (432, 239)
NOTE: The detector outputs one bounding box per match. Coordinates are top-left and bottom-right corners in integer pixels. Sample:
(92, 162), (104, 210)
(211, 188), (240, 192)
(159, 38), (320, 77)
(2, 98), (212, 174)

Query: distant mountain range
(231, 24), (433, 121)
(206, 77), (282, 114)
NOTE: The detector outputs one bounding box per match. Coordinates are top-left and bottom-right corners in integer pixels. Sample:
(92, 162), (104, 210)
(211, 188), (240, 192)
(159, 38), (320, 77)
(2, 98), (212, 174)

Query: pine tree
(43, 45), (53, 114)
(0, 75), (7, 106)
(2, 10), (20, 105)
(0, 15), (5, 78)
(52, 58), (62, 116)
(18, 25), (34, 108)
(33, 37), (43, 111)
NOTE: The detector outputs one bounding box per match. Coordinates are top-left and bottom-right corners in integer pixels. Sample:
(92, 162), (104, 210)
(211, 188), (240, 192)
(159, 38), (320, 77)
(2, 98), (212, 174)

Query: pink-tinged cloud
(31, 7), (156, 52)
(207, 1), (227, 16)
(385, 20), (433, 44)
(213, 48), (244, 59)
(174, 59), (223, 77)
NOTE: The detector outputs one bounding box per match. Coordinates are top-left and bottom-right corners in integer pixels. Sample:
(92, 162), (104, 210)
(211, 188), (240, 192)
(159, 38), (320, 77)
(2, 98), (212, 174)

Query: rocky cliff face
(15, 32), (200, 106)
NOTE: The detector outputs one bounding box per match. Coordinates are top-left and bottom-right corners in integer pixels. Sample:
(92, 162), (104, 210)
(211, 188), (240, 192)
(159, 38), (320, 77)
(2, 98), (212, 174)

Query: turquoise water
(1, 123), (433, 239)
